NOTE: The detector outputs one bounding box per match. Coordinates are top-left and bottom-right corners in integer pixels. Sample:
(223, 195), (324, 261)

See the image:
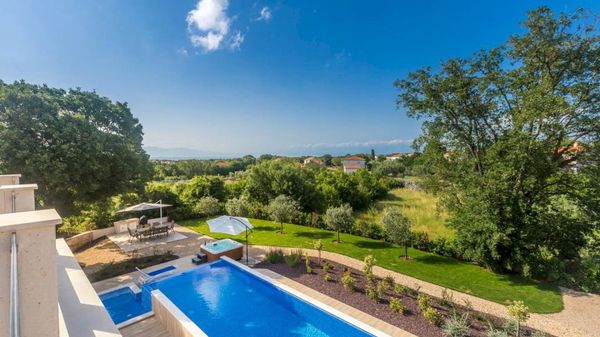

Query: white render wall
(0, 184), (37, 214)
(0, 174), (20, 186)
(0, 209), (62, 337)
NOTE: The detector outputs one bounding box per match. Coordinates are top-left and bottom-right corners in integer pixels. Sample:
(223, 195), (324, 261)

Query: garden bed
(88, 251), (179, 282)
(257, 255), (549, 337)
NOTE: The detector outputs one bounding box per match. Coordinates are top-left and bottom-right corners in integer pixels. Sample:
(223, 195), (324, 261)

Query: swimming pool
(102, 259), (381, 336)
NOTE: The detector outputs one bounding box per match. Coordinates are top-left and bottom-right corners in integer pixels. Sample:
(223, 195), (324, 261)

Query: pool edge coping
(152, 289), (209, 337)
(221, 256), (392, 337)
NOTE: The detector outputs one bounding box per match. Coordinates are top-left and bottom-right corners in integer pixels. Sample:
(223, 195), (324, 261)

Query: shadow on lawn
(253, 225), (278, 232)
(412, 254), (462, 266)
(353, 240), (393, 249)
(294, 231), (334, 239)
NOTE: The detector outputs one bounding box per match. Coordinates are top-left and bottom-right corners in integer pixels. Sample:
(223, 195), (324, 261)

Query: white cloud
(186, 0), (232, 52)
(177, 47), (189, 55)
(229, 31), (245, 49)
(257, 6), (272, 22)
(299, 139), (413, 149)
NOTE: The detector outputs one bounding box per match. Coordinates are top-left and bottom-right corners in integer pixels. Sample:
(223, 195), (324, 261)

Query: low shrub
(363, 255), (376, 275)
(324, 273), (333, 282)
(443, 312), (470, 337)
(364, 272), (375, 285)
(313, 239), (323, 265)
(305, 252), (313, 274)
(265, 249), (285, 264)
(422, 306), (443, 326)
(382, 275), (395, 289)
(502, 320), (518, 336)
(417, 293), (431, 311)
(486, 327), (508, 337)
(441, 288), (455, 307)
(394, 283), (406, 295)
(355, 221), (384, 240)
(341, 271), (356, 291)
(284, 249), (303, 267)
(376, 280), (390, 298)
(389, 297), (405, 314)
(323, 260), (333, 272)
(366, 282), (381, 302)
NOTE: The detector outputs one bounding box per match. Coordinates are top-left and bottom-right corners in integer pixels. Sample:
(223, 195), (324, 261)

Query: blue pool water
(100, 265), (176, 324)
(202, 238), (242, 254)
(145, 260), (374, 337)
(147, 265), (176, 276)
(102, 260), (375, 336)
(100, 287), (149, 324)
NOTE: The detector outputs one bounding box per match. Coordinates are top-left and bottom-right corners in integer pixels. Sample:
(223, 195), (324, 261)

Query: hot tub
(200, 238), (243, 262)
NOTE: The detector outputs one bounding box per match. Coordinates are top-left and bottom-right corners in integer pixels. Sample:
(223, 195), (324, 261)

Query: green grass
(180, 217), (563, 313)
(356, 188), (453, 240)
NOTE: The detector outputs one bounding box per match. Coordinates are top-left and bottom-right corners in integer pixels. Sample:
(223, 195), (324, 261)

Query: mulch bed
(88, 252), (179, 282)
(257, 256), (547, 337)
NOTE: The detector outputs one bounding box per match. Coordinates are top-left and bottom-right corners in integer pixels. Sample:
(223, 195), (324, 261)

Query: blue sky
(0, 0), (598, 157)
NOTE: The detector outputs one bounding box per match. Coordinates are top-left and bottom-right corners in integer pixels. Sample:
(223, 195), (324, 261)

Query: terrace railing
(10, 232), (20, 337)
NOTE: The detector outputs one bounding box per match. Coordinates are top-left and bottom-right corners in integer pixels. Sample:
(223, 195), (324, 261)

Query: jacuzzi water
(100, 286), (149, 324)
(102, 259), (375, 336)
(202, 238), (242, 254)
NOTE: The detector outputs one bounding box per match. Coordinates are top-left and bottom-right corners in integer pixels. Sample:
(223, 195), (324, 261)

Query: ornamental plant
(443, 312), (470, 337)
(305, 252), (312, 274)
(366, 282), (380, 302)
(417, 293), (431, 311)
(363, 255), (376, 275)
(389, 297), (405, 314)
(507, 301), (530, 337)
(341, 271), (356, 291)
(423, 306), (442, 326)
(313, 239), (323, 265)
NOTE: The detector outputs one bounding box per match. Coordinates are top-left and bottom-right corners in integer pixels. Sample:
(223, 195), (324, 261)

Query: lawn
(180, 218), (563, 313)
(356, 188), (453, 240)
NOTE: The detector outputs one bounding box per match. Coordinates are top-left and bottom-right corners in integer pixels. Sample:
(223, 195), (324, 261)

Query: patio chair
(127, 227), (139, 242)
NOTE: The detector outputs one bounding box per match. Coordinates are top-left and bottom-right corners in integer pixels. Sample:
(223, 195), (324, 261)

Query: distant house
(342, 156), (366, 173)
(556, 142), (585, 172)
(303, 156), (323, 166)
(385, 152), (414, 160)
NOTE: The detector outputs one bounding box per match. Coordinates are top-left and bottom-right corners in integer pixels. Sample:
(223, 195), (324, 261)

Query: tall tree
(395, 7), (600, 275)
(382, 207), (412, 259)
(324, 204), (354, 243)
(267, 194), (300, 233)
(0, 81), (151, 215)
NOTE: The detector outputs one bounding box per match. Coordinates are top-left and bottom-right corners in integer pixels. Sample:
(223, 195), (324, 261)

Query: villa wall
(0, 174), (20, 186)
(0, 210), (62, 337)
(0, 184), (37, 214)
(65, 227), (116, 251)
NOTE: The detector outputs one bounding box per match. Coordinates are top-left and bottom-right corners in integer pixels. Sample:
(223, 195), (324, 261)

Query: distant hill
(144, 146), (236, 160)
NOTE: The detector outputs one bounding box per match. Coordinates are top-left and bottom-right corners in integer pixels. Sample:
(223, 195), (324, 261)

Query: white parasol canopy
(207, 216), (253, 235)
(206, 215), (253, 264)
(116, 202), (172, 213)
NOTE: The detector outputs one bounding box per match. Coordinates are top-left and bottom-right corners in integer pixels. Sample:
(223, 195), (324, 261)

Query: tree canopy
(324, 204), (355, 243)
(267, 194), (301, 233)
(0, 80), (151, 215)
(396, 7), (600, 275)
(382, 207), (412, 258)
